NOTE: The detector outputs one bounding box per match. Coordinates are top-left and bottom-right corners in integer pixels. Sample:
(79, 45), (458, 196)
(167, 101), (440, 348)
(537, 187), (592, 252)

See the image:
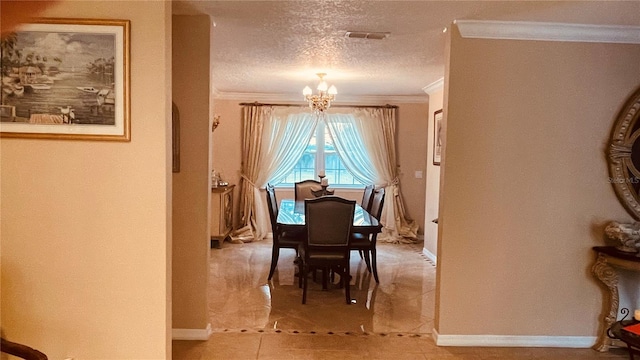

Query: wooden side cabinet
(211, 184), (234, 248)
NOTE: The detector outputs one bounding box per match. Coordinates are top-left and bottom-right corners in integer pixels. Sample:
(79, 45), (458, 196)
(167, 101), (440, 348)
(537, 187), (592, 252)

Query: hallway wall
(172, 15), (212, 335)
(436, 23), (640, 340)
(0, 1), (172, 358)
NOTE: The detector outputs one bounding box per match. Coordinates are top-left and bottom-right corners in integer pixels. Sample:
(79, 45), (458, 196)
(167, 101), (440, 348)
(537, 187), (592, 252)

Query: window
(278, 121), (363, 187)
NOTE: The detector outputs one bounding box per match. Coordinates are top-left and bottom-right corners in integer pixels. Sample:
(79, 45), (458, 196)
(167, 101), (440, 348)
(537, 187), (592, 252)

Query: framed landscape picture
(0, 18), (130, 141)
(433, 109), (443, 165)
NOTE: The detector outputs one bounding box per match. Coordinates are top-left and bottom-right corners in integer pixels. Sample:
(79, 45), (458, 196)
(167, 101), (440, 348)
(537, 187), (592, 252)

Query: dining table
(276, 198), (382, 235)
(276, 198), (383, 286)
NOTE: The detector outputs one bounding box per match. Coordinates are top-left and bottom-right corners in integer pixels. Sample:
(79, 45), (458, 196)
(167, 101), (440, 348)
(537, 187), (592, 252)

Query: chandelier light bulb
(303, 86), (312, 96)
(317, 80), (328, 92)
(328, 85), (337, 95)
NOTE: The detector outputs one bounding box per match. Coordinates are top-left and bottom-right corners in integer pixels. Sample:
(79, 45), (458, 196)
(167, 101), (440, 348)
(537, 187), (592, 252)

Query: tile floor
(173, 240), (629, 359)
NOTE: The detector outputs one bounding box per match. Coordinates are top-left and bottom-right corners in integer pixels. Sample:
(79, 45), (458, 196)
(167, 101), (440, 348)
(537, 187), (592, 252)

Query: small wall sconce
(212, 115), (220, 132)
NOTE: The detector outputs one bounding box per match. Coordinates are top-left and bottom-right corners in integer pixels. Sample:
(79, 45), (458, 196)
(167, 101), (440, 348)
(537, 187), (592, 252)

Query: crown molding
(211, 85), (220, 98)
(213, 91), (427, 104)
(422, 78), (444, 95)
(455, 20), (640, 44)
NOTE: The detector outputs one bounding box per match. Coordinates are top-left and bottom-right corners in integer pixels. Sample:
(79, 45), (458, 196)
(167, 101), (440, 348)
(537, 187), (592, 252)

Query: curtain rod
(238, 102), (398, 109)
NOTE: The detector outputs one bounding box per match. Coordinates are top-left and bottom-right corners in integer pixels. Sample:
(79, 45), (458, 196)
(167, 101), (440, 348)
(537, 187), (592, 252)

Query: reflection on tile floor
(174, 332), (629, 360)
(207, 240), (434, 334)
(173, 332), (628, 360)
(173, 240), (629, 359)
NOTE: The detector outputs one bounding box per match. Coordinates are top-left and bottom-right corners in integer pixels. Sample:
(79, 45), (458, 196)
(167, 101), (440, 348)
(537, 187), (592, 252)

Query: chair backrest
(295, 179), (321, 201)
(361, 184), (375, 211)
(369, 187), (385, 220)
(1, 337), (48, 360)
(265, 183), (278, 232)
(305, 196), (355, 248)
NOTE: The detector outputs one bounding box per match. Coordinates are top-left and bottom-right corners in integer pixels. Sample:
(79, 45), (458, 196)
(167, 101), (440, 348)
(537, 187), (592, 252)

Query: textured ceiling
(173, 1), (640, 101)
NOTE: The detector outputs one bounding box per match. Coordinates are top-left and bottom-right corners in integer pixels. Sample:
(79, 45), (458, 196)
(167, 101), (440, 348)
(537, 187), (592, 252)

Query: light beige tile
(199, 332), (262, 360)
(258, 333), (431, 360)
(259, 333), (371, 352)
(168, 240), (629, 360)
(172, 340), (207, 360)
(207, 240), (437, 334)
(258, 349), (403, 360)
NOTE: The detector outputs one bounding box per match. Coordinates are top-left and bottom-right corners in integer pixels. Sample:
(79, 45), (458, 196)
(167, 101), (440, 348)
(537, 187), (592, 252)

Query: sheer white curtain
(239, 104), (416, 243)
(325, 107), (418, 243)
(257, 109), (317, 186)
(238, 105), (317, 240)
(324, 113), (380, 184)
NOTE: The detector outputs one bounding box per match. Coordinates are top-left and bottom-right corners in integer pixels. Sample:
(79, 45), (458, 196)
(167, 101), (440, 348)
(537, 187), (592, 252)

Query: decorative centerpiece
(312, 170), (334, 196)
(604, 221), (640, 253)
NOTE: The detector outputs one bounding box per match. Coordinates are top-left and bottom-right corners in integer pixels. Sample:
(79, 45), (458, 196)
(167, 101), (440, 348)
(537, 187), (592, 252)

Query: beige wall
(424, 87), (443, 259)
(396, 103), (429, 235)
(436, 25), (640, 337)
(211, 100), (429, 234)
(172, 15), (211, 332)
(0, 2), (172, 359)
(211, 99), (243, 228)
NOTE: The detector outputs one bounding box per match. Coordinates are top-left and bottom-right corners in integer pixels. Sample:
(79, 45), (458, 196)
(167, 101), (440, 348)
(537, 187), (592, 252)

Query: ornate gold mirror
(607, 87), (640, 219)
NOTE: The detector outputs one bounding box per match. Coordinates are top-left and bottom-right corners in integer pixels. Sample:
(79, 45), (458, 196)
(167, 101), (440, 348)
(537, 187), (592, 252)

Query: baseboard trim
(422, 248), (437, 265)
(172, 323), (212, 340)
(432, 328), (596, 348)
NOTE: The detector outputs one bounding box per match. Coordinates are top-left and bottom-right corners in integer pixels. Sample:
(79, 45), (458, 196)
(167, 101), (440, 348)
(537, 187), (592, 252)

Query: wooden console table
(592, 246), (640, 351)
(211, 185), (234, 248)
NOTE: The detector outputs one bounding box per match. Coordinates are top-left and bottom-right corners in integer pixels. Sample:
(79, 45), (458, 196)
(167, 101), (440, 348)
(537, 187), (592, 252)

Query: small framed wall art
(433, 109), (443, 165)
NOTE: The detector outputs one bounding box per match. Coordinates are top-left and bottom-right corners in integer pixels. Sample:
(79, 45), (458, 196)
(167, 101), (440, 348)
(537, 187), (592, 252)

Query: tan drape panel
(377, 107), (418, 243)
(237, 105), (272, 241)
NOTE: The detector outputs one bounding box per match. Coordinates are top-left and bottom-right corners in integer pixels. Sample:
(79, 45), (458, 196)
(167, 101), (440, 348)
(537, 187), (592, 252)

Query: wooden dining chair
(361, 184), (375, 212)
(266, 184), (305, 280)
(1, 337), (48, 360)
(299, 196), (355, 304)
(294, 179), (321, 201)
(350, 187), (385, 283)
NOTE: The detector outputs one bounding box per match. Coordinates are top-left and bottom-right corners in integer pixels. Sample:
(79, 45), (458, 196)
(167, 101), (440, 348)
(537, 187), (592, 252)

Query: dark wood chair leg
(345, 263), (351, 304)
(268, 246), (279, 280)
(362, 250), (372, 273)
(322, 268), (329, 290)
(371, 248), (379, 283)
(302, 266), (308, 304)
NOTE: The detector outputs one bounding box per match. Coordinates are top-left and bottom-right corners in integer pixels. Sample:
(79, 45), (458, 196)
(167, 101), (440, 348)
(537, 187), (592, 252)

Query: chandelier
(302, 73), (337, 113)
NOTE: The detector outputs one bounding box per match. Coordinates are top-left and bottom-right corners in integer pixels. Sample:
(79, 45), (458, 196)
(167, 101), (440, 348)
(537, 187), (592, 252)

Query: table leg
(371, 233), (380, 283)
(592, 252), (620, 352)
